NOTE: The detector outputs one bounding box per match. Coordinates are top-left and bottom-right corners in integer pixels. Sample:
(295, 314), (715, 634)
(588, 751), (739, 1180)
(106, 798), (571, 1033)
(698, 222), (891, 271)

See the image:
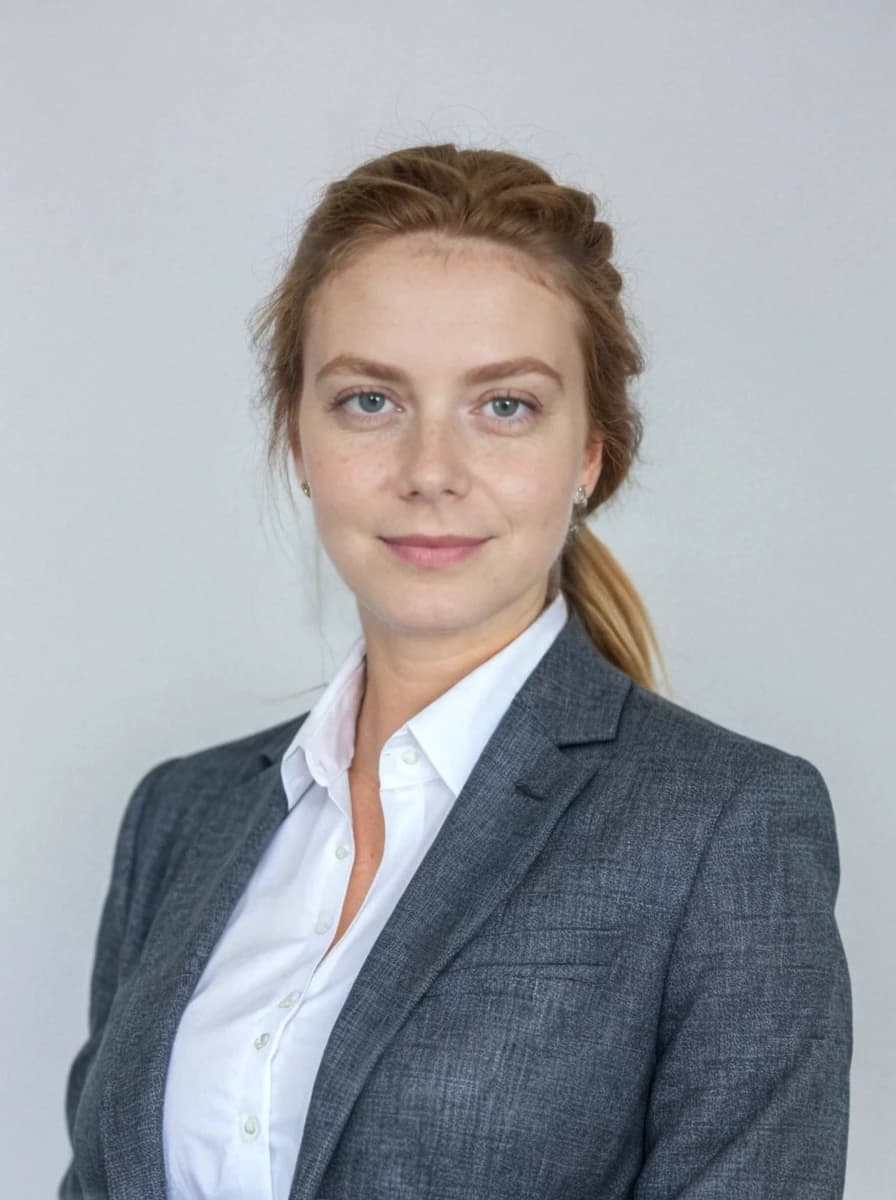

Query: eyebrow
(313, 353), (564, 389)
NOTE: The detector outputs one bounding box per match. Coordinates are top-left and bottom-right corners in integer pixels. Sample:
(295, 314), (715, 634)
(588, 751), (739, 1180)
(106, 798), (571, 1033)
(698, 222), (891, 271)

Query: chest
(326, 769), (385, 953)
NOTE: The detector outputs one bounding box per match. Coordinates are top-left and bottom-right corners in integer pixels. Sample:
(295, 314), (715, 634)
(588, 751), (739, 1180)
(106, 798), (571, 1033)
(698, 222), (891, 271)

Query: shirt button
(334, 843), (351, 860)
(314, 915), (332, 934)
(242, 1114), (260, 1139)
(254, 1033), (271, 1050)
(278, 990), (301, 1009)
(401, 747), (419, 764)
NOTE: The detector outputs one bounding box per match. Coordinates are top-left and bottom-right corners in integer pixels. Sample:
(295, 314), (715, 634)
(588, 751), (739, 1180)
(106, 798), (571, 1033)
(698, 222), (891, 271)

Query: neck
(350, 584), (554, 776)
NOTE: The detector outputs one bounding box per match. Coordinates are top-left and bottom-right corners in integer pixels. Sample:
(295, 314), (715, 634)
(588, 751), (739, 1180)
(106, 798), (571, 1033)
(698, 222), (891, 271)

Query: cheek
(311, 459), (385, 541)
(500, 474), (570, 531)
(311, 449), (375, 498)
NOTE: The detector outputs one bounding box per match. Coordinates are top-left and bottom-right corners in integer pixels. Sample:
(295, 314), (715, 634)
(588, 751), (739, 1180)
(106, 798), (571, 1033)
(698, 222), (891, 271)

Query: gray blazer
(60, 607), (852, 1199)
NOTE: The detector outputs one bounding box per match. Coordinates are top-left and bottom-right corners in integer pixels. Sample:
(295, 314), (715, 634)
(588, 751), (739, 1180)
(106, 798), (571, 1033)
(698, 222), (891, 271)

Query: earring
(300, 480), (311, 497)
(568, 484), (589, 535)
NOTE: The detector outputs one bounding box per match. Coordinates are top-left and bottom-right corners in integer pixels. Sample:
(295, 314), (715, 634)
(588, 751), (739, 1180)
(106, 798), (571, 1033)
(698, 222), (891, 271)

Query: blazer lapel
(289, 609), (632, 1200)
(99, 753), (295, 1199)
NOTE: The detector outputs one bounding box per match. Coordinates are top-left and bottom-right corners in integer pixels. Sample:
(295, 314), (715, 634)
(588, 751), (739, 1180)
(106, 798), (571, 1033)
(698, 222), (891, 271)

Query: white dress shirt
(162, 589), (569, 1200)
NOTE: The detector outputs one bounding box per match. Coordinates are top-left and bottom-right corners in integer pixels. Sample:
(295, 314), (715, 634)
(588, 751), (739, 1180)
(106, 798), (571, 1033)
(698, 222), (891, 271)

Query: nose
(395, 410), (470, 500)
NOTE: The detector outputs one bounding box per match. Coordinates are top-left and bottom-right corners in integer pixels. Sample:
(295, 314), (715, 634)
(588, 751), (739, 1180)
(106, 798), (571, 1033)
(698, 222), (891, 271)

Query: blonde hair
(250, 143), (668, 694)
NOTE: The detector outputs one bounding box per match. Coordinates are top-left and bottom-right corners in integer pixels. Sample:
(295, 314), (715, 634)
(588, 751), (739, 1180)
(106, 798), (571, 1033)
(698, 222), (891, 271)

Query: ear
(289, 436), (305, 485)
(582, 432), (604, 495)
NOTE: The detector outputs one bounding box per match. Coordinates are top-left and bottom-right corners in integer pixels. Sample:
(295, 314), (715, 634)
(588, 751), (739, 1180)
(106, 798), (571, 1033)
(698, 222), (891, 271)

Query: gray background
(2, 2), (892, 1196)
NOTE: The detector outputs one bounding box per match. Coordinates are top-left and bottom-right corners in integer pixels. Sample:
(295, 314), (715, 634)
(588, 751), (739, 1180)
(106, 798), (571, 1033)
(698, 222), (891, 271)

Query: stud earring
(300, 480), (311, 497)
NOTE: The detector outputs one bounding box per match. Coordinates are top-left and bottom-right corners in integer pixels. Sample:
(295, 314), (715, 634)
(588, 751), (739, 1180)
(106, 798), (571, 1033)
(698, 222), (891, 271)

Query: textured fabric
(59, 604), (852, 1199)
(162, 591), (569, 1199)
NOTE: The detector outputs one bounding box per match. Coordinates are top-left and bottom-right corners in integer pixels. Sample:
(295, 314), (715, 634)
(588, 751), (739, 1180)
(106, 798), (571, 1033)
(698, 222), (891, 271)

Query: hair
(250, 142), (669, 695)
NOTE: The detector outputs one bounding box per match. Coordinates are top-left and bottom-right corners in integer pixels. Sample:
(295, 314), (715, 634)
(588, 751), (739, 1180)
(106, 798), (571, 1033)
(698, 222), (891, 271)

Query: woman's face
(293, 233), (603, 643)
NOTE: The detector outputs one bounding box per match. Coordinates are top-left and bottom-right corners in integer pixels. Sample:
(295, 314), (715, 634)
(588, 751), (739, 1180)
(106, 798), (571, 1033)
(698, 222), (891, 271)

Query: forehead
(304, 234), (582, 369)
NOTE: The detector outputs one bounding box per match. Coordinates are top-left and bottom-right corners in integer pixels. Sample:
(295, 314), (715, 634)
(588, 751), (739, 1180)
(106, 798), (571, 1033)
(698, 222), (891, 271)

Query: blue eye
(487, 395), (536, 422)
(335, 390), (392, 415)
(332, 390), (538, 426)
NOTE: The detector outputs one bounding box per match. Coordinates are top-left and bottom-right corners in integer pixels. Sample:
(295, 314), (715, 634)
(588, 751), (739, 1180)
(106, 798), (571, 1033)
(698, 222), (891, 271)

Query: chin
(361, 587), (500, 631)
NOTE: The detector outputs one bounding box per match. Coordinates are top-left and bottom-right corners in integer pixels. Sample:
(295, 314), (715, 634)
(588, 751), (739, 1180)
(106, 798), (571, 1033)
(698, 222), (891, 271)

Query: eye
(330, 389), (394, 416)
(331, 389), (539, 427)
(484, 394), (539, 424)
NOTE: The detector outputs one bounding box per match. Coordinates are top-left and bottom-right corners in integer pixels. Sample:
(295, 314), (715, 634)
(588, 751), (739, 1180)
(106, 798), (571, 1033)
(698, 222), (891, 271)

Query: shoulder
(162, 710), (310, 786)
(623, 677), (821, 776)
(614, 677), (833, 842)
(595, 680), (841, 926)
(121, 710), (311, 858)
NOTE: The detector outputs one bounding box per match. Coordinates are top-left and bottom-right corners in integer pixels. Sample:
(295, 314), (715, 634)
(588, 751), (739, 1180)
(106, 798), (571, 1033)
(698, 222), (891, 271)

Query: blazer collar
(282, 590), (572, 806)
(99, 605), (632, 1200)
(263, 603), (631, 771)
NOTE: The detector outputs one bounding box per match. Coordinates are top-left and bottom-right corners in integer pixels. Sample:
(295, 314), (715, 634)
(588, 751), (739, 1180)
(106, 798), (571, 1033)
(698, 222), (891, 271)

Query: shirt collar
(281, 590), (569, 809)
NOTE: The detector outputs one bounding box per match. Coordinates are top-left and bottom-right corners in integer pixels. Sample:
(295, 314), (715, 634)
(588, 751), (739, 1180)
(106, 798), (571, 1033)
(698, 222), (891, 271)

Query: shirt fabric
(162, 589), (569, 1200)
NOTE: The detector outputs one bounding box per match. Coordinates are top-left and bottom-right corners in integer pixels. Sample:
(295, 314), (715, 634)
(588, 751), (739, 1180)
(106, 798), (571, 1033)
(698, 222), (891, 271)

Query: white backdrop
(2, 2), (893, 1196)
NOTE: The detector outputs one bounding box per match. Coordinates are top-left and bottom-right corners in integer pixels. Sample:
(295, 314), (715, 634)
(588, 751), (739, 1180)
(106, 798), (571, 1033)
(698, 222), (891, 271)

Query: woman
(60, 143), (852, 1200)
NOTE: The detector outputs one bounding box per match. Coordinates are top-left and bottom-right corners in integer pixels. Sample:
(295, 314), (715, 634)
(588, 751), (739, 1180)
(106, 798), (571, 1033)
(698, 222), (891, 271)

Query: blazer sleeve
(631, 752), (852, 1200)
(58, 758), (179, 1200)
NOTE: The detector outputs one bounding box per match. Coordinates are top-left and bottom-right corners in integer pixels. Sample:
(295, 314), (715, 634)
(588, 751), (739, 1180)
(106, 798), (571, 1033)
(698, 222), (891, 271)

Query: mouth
(381, 535), (489, 548)
(379, 536), (490, 568)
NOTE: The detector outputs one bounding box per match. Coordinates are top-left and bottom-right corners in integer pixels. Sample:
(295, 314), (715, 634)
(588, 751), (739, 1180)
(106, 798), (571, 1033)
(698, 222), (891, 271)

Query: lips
(381, 535), (488, 548)
(381, 537), (489, 568)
